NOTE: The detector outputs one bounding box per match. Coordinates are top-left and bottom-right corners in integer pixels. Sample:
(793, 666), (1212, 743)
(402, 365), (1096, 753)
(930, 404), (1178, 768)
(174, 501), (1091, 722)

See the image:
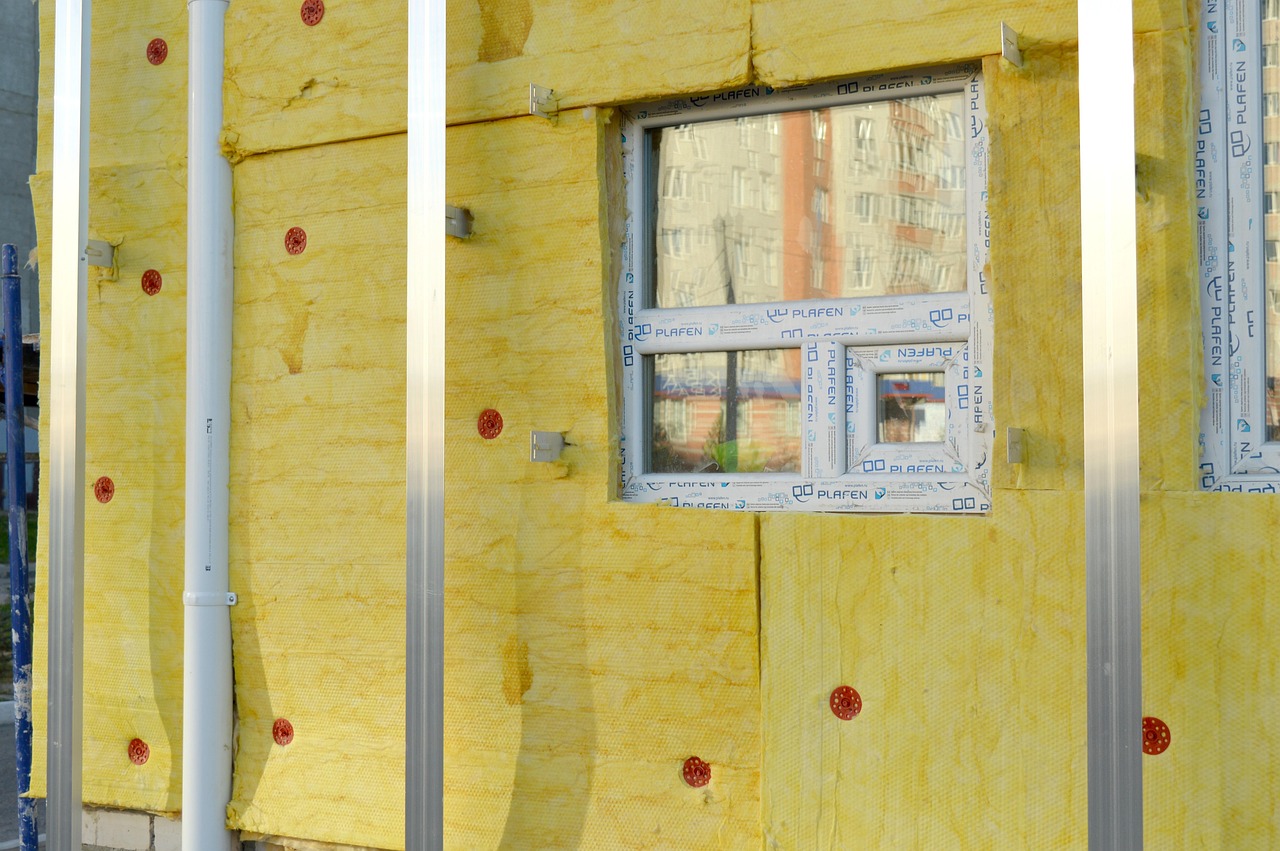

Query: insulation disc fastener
(284, 227), (308, 255)
(477, 408), (504, 439)
(146, 38), (168, 65)
(93, 476), (115, 504)
(1142, 716), (1171, 755)
(300, 0), (325, 25)
(127, 738), (149, 765)
(273, 718), (294, 746)
(141, 269), (162, 296)
(682, 756), (710, 788)
(829, 685), (862, 720)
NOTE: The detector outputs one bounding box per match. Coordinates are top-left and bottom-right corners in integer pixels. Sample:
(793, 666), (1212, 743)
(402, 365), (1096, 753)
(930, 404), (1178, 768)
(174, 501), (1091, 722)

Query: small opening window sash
(617, 66), (994, 513)
(1199, 0), (1280, 490)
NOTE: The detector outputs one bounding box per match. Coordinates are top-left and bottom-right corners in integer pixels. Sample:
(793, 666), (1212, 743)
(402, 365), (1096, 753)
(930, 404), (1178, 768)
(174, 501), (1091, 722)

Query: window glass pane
(650, 93), (968, 307)
(1268, 11), (1280, 439)
(877, 373), (946, 443)
(652, 350), (801, 473)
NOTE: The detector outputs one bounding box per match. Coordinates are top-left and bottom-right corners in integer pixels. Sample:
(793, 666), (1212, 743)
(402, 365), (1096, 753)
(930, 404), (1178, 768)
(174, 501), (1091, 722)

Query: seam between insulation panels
(221, 128), (409, 164)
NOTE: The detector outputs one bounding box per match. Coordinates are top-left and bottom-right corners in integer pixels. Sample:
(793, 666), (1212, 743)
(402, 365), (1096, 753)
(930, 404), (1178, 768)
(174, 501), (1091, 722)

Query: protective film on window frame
(617, 65), (993, 513)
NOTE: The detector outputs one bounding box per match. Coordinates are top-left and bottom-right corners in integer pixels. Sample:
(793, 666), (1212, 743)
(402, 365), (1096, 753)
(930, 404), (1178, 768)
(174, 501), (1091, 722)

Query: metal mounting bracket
(1001, 22), (1023, 67)
(84, 239), (114, 268)
(1007, 427), (1025, 464)
(530, 431), (565, 462)
(529, 84), (558, 120)
(446, 205), (473, 239)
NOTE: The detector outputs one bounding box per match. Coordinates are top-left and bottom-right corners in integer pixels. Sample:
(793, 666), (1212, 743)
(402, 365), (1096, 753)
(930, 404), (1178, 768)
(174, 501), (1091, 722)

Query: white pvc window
(1197, 0), (1280, 490)
(617, 66), (994, 512)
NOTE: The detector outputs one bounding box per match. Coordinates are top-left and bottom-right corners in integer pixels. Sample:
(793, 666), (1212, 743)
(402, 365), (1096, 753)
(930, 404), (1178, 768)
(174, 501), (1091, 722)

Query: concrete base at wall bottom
(80, 809), (398, 851)
(81, 807), (233, 851)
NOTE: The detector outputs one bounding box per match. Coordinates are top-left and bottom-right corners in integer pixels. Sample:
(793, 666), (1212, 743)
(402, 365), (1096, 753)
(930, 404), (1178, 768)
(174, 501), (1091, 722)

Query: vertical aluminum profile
(48, 0), (90, 847)
(1079, 1), (1144, 847)
(407, 0), (445, 847)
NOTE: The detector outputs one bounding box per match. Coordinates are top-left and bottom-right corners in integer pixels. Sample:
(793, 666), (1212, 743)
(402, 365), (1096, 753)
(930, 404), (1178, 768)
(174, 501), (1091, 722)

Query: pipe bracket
(183, 591), (237, 607)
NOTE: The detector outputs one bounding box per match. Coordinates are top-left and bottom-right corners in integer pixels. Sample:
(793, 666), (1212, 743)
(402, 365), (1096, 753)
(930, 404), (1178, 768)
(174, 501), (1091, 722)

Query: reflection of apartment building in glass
(1265, 0), (1280, 437)
(878, 374), (947, 442)
(650, 94), (966, 471)
(652, 350), (801, 473)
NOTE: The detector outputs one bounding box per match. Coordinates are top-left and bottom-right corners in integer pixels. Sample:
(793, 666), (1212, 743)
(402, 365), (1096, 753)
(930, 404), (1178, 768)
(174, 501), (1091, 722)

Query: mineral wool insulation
(25, 0), (1280, 849)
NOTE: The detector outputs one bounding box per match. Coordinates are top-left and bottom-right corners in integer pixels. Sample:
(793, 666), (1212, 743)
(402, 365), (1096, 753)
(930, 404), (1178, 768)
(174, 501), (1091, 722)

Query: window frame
(1197, 0), (1280, 491)
(616, 65), (993, 512)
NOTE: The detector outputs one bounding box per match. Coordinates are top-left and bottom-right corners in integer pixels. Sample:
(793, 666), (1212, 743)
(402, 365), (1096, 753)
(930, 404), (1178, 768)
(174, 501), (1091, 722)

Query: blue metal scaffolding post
(2, 244), (34, 851)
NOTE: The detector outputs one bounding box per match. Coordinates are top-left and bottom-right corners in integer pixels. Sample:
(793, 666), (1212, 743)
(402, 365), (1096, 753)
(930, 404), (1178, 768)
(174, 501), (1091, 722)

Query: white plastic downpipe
(184, 1), (236, 849)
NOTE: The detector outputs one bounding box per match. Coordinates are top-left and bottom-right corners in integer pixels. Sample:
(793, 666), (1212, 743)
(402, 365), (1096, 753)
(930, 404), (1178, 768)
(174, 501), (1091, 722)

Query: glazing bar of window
(406, 0), (445, 848)
(48, 0), (90, 847)
(1078, 1), (1143, 847)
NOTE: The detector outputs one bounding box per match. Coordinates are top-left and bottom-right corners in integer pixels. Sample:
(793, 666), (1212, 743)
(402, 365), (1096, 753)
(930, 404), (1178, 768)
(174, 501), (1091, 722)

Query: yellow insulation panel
(34, 0), (406, 167)
(760, 492), (1087, 847)
(984, 47), (1084, 493)
(446, 0), (751, 125)
(29, 159), (190, 812)
(223, 0), (406, 159)
(1134, 26), (1280, 848)
(227, 134), (407, 849)
(444, 0), (1190, 125)
(752, 0), (1188, 88)
(1142, 494), (1280, 848)
(35, 0), (189, 173)
(443, 112), (761, 849)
